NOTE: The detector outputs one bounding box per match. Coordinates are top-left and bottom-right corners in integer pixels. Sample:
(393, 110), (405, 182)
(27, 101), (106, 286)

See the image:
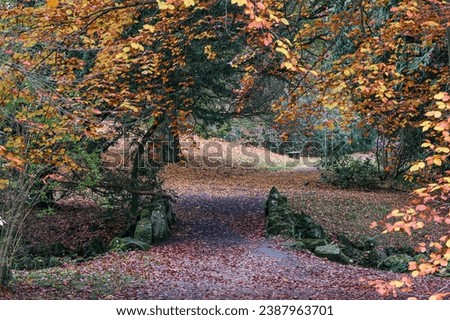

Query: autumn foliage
(0, 0), (449, 298)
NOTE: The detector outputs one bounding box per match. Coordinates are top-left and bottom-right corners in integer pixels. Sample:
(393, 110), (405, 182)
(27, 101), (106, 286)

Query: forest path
(8, 166), (450, 299)
(109, 189), (447, 300)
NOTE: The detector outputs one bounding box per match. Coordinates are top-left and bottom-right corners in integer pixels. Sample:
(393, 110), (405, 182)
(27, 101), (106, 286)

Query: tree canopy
(0, 0), (449, 297)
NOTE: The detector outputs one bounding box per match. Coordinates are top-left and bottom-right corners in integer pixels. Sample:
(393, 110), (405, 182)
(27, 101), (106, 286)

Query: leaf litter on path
(6, 165), (450, 299)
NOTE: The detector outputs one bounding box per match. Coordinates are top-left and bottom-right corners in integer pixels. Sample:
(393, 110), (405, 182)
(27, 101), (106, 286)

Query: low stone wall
(110, 196), (175, 252)
(264, 187), (447, 275)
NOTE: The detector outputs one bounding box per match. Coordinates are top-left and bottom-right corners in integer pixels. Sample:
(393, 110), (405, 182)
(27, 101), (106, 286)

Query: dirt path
(6, 167), (450, 299)
(114, 191), (446, 300)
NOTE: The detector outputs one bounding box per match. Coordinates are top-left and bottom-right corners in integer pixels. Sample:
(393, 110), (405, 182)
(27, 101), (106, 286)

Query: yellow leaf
(390, 280), (404, 288)
(231, 0), (247, 6)
(184, 0), (196, 7)
(131, 42), (144, 51)
(0, 179), (9, 190)
(275, 47), (290, 58)
(157, 0), (175, 10)
(410, 164), (420, 172)
(123, 47), (131, 53)
(282, 61), (295, 70)
(143, 24), (155, 32)
(435, 147), (450, 153)
(120, 101), (139, 112)
(203, 45), (216, 60)
(446, 240), (450, 247)
(434, 92), (446, 100)
(411, 270), (420, 277)
(420, 120), (433, 131)
(390, 209), (403, 217)
(47, 0), (58, 8)
(280, 18), (289, 25)
(115, 52), (128, 60)
(436, 101), (447, 109)
(434, 158), (442, 166)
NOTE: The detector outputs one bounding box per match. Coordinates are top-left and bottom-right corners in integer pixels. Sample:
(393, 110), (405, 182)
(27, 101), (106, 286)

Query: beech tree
(0, 0), (449, 297)
(0, 0), (300, 285)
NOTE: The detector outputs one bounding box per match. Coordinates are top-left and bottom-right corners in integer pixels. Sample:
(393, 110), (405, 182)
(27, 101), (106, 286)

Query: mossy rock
(265, 186), (288, 216)
(314, 244), (351, 265)
(283, 241), (306, 250)
(140, 205), (154, 219)
(300, 238), (328, 251)
(83, 237), (106, 257)
(437, 265), (450, 278)
(135, 218), (153, 243)
(378, 254), (413, 272)
(265, 187), (327, 240)
(109, 237), (150, 252)
(153, 197), (176, 225)
(165, 204), (176, 225)
(151, 210), (170, 243)
(385, 246), (415, 256)
(338, 234), (376, 251)
(300, 224), (326, 239)
(141, 197), (176, 225)
(266, 219), (293, 237)
(137, 196), (174, 244)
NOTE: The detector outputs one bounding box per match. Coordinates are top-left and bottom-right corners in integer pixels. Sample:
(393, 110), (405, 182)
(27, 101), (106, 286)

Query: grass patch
(11, 264), (137, 299)
(289, 191), (417, 248)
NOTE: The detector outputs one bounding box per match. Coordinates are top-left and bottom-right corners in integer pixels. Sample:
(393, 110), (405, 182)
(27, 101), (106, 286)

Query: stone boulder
(109, 237), (150, 252)
(378, 254), (413, 272)
(336, 234), (386, 267)
(438, 265), (450, 277)
(314, 244), (351, 265)
(142, 197), (176, 225)
(265, 187), (326, 239)
(134, 218), (153, 243)
(151, 210), (169, 243)
(140, 196), (175, 244)
(283, 241), (306, 250)
(265, 186), (289, 216)
(83, 237), (106, 257)
(299, 238), (328, 251)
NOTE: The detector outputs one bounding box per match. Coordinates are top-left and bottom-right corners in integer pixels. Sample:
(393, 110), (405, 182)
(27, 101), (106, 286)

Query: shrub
(320, 155), (380, 189)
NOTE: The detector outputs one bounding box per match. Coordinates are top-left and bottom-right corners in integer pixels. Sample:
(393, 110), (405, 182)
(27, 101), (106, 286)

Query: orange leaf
(47, 0), (58, 8)
(408, 261), (417, 271)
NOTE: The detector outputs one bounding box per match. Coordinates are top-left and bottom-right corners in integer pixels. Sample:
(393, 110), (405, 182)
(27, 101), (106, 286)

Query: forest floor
(3, 162), (450, 300)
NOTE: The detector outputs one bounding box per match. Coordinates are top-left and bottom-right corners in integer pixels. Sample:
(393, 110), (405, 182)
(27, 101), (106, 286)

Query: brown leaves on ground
(4, 164), (450, 300)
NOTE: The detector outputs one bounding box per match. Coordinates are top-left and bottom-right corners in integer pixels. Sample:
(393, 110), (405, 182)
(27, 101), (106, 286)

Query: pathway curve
(111, 192), (449, 299)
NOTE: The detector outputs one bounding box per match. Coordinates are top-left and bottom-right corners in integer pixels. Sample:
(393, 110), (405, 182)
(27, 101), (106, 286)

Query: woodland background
(0, 0), (449, 299)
